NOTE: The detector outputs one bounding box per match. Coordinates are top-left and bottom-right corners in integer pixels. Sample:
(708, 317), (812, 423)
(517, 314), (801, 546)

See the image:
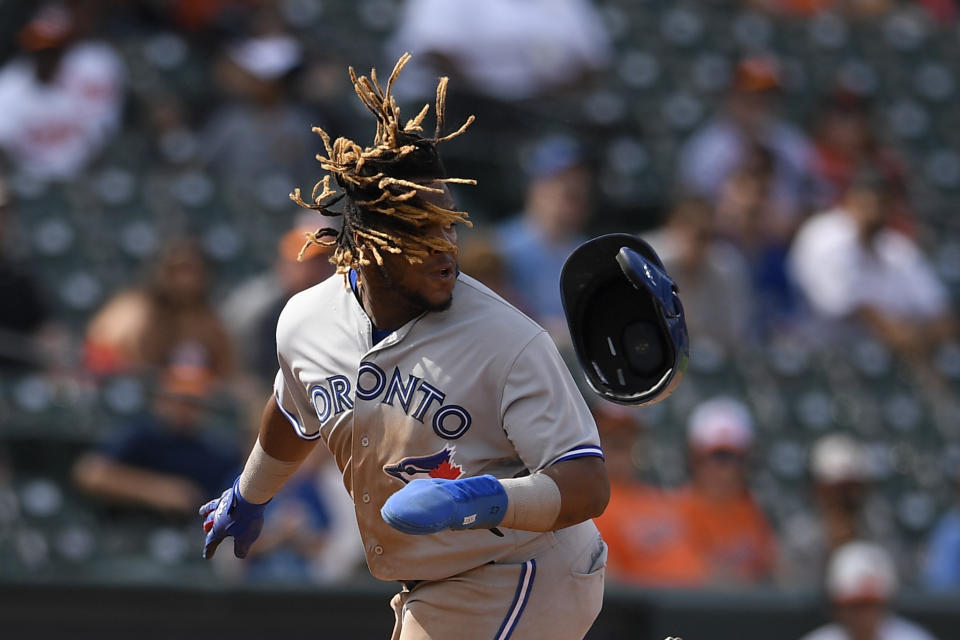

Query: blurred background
(0, 0), (959, 638)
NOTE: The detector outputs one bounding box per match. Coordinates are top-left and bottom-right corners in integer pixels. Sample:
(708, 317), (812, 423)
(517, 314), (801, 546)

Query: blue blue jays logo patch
(383, 446), (463, 483)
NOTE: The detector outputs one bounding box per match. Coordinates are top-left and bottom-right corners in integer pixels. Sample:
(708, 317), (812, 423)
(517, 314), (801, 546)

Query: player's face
(379, 220), (459, 312)
(382, 181), (459, 307)
(365, 184), (460, 323)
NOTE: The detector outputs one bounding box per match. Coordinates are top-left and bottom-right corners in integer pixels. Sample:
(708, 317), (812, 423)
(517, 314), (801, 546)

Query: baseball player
(200, 54), (610, 640)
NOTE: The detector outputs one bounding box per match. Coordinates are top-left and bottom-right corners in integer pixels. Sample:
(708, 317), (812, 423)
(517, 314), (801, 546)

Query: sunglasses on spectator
(705, 449), (746, 463)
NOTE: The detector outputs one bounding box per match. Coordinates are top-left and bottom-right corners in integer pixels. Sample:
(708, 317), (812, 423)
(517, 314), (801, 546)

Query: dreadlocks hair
(289, 52), (476, 283)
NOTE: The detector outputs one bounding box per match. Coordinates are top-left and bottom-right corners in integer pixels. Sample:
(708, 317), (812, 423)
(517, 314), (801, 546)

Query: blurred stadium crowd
(1, 0), (959, 625)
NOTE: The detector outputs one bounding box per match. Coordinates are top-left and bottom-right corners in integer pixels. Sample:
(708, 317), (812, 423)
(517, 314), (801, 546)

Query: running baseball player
(200, 54), (610, 640)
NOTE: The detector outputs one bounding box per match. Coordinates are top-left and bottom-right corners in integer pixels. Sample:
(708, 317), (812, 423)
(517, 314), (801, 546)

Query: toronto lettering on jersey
(309, 362), (472, 439)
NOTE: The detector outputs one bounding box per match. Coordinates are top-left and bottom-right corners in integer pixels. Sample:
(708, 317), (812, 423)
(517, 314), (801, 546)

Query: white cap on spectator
(228, 35), (302, 81)
(827, 541), (897, 604)
(811, 434), (868, 484)
(687, 396), (754, 453)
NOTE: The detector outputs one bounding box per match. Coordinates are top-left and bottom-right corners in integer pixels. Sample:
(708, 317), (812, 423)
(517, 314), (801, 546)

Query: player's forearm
(541, 456), (610, 529)
(499, 473), (562, 531)
(381, 457), (611, 535)
(259, 396), (318, 461)
(238, 397), (317, 504)
(498, 457), (611, 532)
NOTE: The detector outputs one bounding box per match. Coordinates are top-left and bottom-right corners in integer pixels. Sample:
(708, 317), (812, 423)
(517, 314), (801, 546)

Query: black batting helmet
(560, 233), (689, 406)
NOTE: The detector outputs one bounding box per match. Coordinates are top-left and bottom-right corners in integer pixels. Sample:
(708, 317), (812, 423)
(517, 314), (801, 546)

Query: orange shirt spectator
(596, 484), (707, 587)
(675, 482), (777, 585)
(676, 396), (778, 586)
(591, 401), (707, 587)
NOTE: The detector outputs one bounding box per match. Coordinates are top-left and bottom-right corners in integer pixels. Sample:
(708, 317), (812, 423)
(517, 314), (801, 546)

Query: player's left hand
(199, 477), (268, 559)
(381, 475), (507, 535)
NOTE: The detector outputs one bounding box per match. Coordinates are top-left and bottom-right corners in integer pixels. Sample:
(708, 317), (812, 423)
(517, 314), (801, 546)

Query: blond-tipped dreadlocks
(290, 53), (476, 281)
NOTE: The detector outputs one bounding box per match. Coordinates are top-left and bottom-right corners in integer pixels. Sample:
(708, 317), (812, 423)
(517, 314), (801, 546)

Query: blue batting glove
(381, 475), (507, 535)
(199, 477), (268, 559)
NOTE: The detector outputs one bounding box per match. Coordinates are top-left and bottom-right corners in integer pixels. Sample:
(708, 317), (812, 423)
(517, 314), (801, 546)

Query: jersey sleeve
(499, 331), (602, 471)
(273, 303), (323, 440)
(273, 365), (322, 440)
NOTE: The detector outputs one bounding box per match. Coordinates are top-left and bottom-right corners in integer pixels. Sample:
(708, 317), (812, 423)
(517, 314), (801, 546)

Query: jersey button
(360, 435), (370, 447)
(362, 491), (371, 503)
(374, 545), (384, 555)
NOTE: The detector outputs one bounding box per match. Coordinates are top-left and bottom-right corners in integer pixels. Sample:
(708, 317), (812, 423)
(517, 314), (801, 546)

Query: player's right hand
(199, 476), (268, 559)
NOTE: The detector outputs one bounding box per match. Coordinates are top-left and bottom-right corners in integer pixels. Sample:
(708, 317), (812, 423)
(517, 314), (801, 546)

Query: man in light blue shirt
(496, 135), (592, 339)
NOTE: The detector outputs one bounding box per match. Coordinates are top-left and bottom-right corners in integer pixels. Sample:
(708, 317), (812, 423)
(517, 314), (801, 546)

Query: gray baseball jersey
(273, 271), (603, 582)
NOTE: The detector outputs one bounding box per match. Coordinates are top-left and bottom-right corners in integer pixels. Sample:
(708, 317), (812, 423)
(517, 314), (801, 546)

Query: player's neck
(356, 270), (422, 331)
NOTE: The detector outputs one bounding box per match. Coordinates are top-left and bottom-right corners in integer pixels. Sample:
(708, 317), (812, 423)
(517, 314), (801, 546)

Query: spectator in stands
(592, 401), (706, 587)
(221, 214), (335, 384)
(676, 396), (778, 587)
(712, 146), (805, 335)
(780, 433), (903, 590)
(71, 363), (241, 519)
(496, 135), (593, 341)
(810, 89), (913, 235)
(199, 17), (318, 199)
(678, 56), (821, 234)
(644, 196), (754, 352)
(0, 176), (50, 370)
(0, 2), (125, 181)
(922, 465), (960, 592)
(799, 541), (938, 640)
(84, 237), (235, 380)
(788, 165), (956, 365)
(386, 0), (612, 103)
(386, 0), (611, 217)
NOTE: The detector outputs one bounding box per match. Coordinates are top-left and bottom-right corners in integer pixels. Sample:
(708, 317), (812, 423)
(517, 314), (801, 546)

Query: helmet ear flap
(560, 234), (689, 406)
